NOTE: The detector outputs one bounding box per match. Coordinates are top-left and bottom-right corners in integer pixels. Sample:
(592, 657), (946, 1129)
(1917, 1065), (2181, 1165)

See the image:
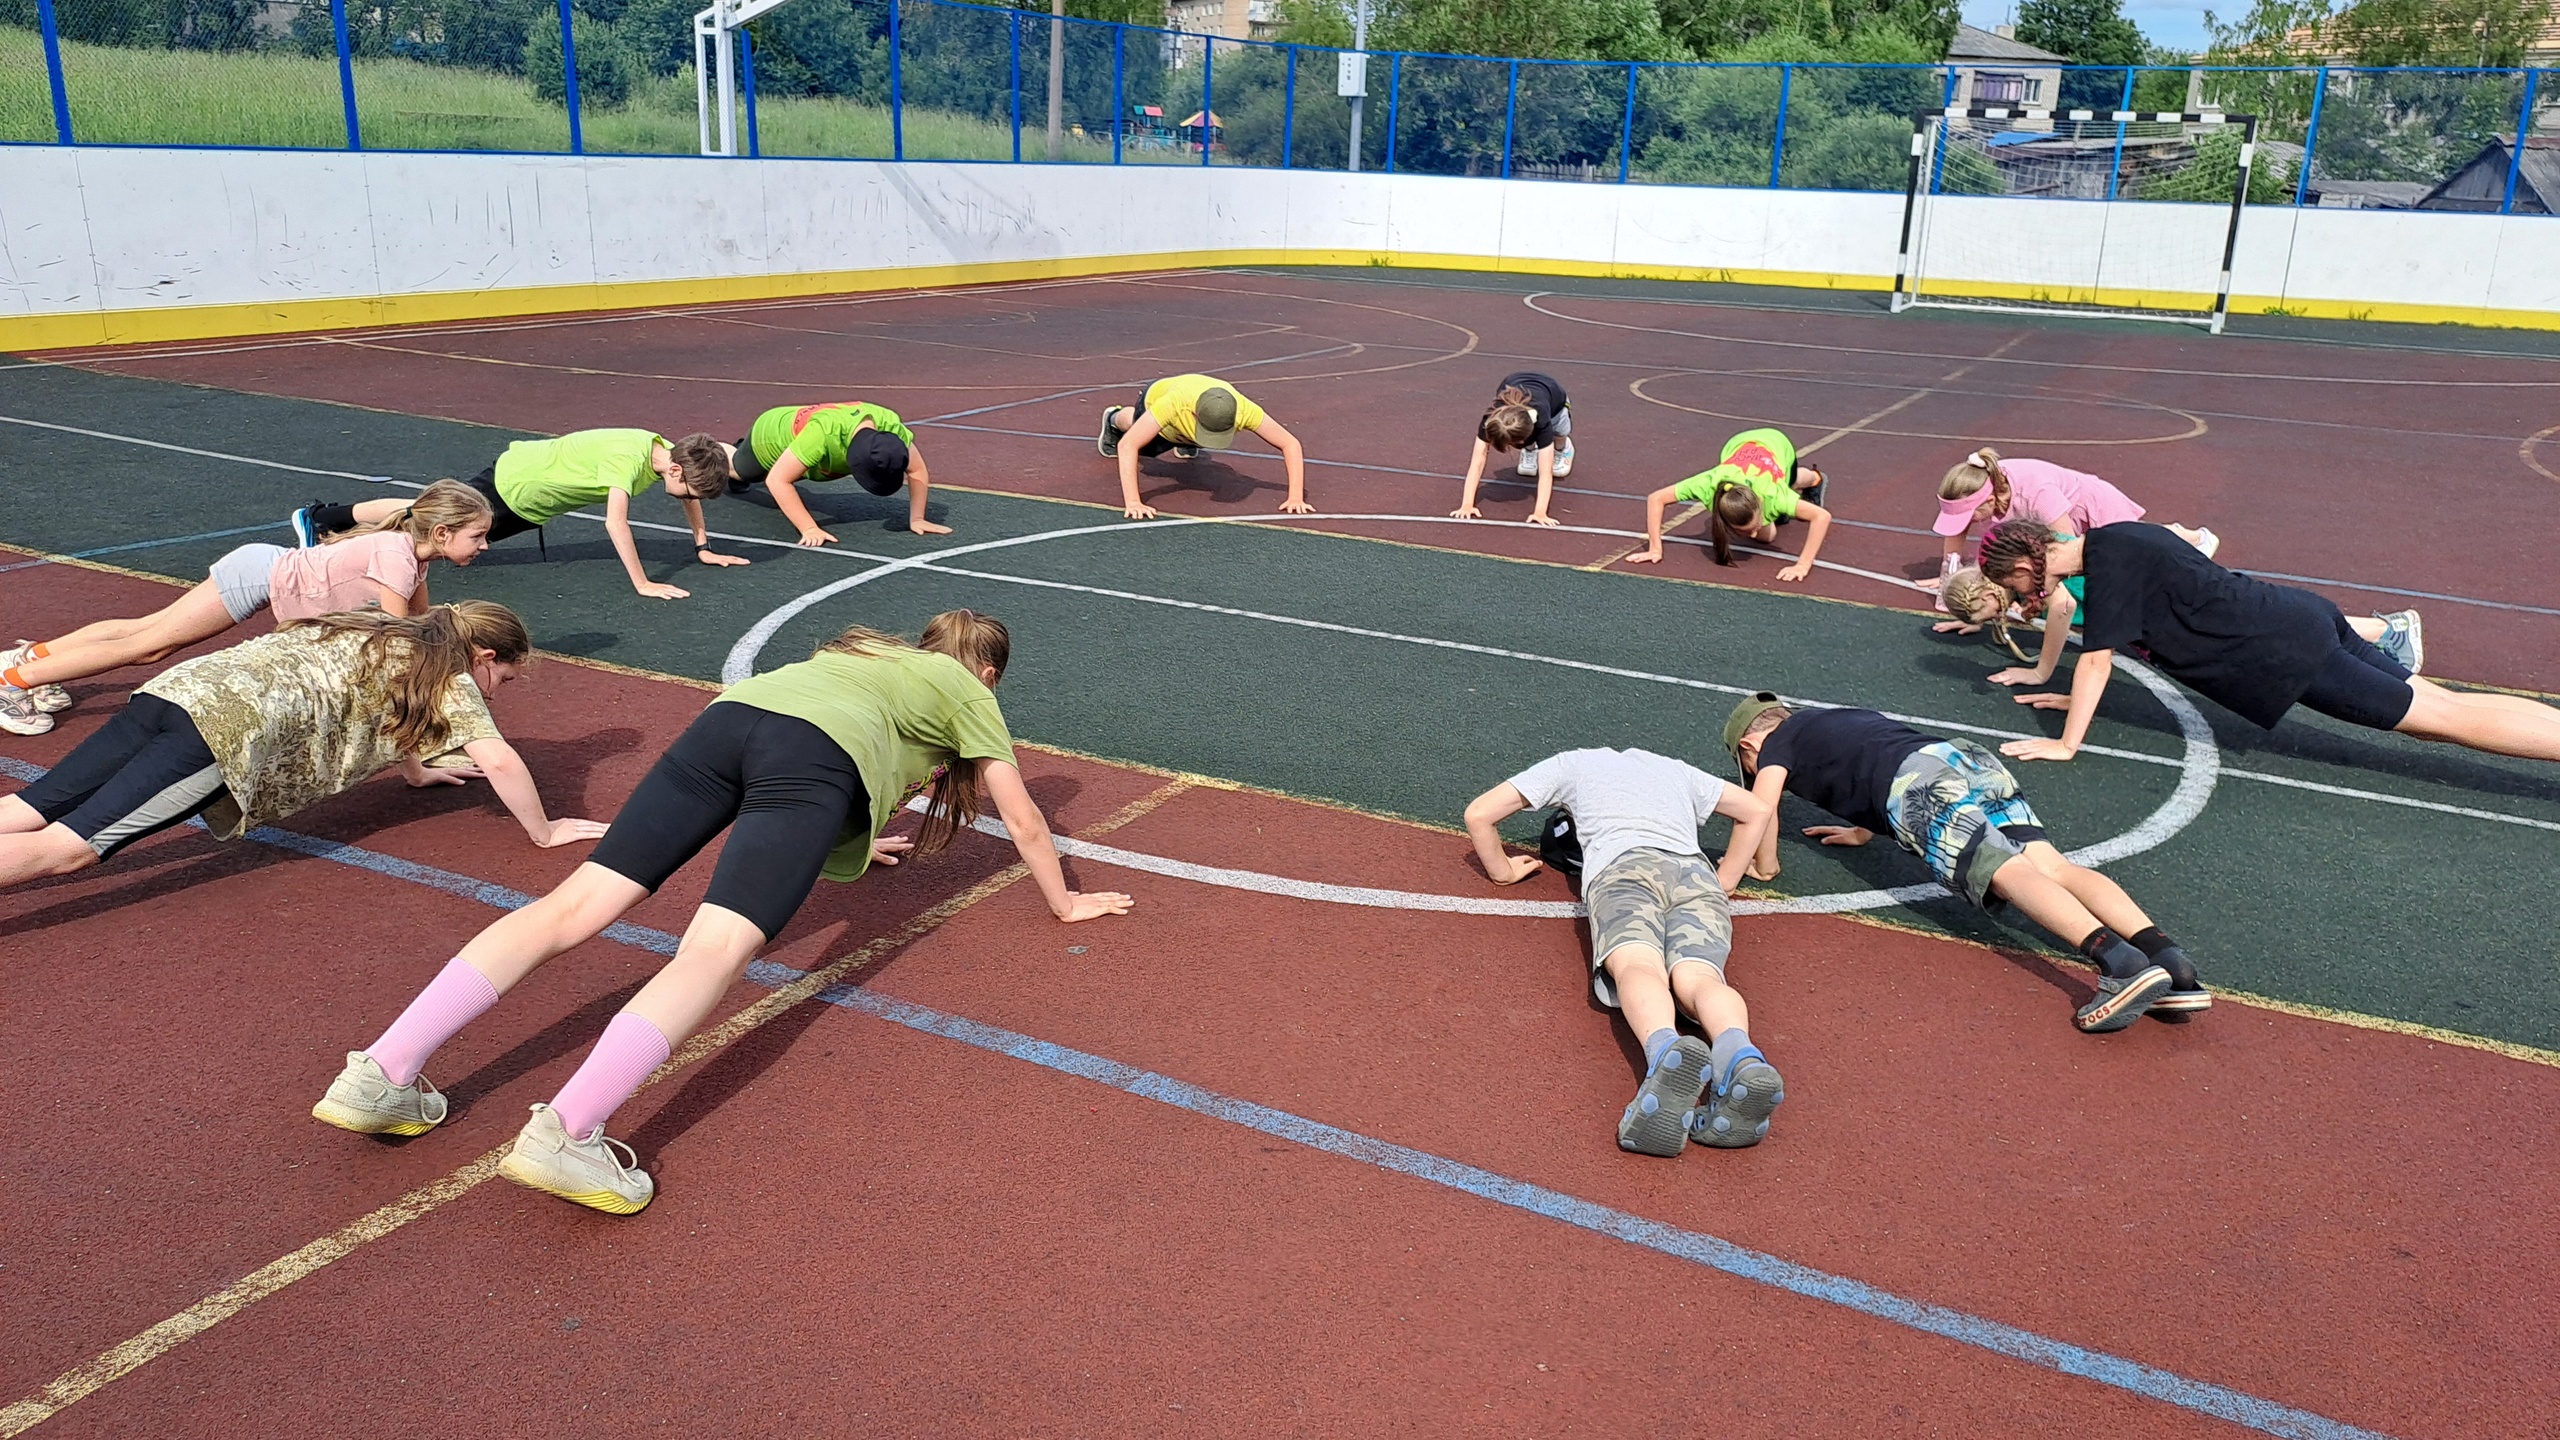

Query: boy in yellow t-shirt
(1096, 374), (1311, 520)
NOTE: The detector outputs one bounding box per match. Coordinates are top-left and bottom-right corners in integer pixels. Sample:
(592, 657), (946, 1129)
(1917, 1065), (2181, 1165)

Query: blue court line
(0, 522), (286, 574)
(0, 755), (2396, 1439)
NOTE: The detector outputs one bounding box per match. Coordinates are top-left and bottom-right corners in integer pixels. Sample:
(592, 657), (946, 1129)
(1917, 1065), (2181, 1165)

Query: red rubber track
(5, 555), (2556, 1437)
(38, 270), (2560, 689)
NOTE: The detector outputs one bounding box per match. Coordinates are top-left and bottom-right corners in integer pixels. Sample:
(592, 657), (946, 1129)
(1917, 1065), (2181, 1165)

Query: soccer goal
(1890, 108), (2259, 334)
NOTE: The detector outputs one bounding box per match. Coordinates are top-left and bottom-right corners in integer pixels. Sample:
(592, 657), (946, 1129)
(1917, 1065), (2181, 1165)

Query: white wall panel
(2282, 208), (2503, 312)
(364, 151), (594, 297)
(77, 148), (376, 311)
(2484, 218), (2560, 314)
(1496, 179), (1623, 268)
(0, 146), (98, 316)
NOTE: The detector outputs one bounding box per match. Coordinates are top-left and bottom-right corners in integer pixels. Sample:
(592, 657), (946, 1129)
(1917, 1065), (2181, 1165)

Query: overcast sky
(1960, 0), (2214, 54)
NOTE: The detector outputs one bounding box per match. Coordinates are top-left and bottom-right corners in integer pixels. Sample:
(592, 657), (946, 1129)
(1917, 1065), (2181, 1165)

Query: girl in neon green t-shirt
(1631, 428), (1832, 581)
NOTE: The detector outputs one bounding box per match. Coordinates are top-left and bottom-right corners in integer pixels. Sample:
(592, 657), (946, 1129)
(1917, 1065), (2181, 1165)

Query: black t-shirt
(1498, 372), (1569, 449)
(1755, 708), (1933, 835)
(2078, 523), (2338, 729)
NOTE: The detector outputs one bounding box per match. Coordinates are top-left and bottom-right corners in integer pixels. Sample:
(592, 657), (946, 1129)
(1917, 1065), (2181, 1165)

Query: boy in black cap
(709, 401), (948, 545)
(1723, 692), (2204, 1032)
(1099, 373), (1310, 520)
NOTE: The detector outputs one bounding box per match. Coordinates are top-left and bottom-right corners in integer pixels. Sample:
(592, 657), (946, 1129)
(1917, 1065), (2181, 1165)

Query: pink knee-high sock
(363, 958), (500, 1085)
(548, 1013), (672, 1140)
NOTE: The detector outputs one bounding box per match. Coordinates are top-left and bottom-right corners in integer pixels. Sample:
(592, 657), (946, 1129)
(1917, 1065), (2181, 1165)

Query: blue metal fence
(2, 0), (2551, 213)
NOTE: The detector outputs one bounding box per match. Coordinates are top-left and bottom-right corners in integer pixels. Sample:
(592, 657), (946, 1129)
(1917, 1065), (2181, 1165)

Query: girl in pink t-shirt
(1920, 448), (2215, 612)
(2, 482), (493, 736)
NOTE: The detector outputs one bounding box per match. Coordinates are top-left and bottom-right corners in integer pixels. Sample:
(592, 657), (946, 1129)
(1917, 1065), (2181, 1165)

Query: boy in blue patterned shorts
(1723, 694), (2206, 1033)
(1464, 748), (1779, 1156)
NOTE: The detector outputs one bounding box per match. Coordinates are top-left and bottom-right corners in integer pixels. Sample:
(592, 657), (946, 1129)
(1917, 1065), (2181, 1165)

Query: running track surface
(6, 553), (2559, 1438)
(34, 266), (2560, 688)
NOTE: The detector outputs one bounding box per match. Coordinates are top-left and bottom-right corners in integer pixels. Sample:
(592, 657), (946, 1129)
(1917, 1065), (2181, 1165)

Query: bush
(525, 10), (636, 109)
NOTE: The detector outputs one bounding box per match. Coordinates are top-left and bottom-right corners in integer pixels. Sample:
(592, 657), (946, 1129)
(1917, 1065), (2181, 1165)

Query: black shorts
(15, 694), (230, 859)
(728, 436), (769, 490)
(462, 465), (543, 543)
(2295, 604), (2415, 731)
(588, 701), (873, 942)
(1127, 386), (1180, 458)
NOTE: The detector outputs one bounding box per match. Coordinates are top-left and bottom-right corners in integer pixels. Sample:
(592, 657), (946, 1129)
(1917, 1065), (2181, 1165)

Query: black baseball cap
(848, 430), (910, 497)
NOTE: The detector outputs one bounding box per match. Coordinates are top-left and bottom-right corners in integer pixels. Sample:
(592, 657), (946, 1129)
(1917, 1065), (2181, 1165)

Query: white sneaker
(1552, 438), (1574, 478)
(0, 685), (52, 736)
(1, 643), (70, 714)
(312, 1051), (448, 1136)
(2193, 527), (2221, 560)
(1515, 449), (1538, 477)
(499, 1103), (654, 1214)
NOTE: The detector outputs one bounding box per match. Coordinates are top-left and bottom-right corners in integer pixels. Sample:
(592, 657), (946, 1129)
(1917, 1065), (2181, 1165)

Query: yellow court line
(0, 778), (1190, 1437)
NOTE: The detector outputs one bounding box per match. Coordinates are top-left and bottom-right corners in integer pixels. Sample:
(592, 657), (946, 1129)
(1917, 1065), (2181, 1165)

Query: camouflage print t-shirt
(139, 626), (500, 839)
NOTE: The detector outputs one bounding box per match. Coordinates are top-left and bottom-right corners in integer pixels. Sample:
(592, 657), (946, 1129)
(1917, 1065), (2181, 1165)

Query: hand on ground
(1625, 546), (1665, 565)
(1932, 619), (1983, 635)
(635, 581), (692, 600)
(697, 549), (751, 567)
(911, 519), (954, 537)
(1803, 824), (1871, 847)
(2013, 692), (2072, 711)
(1987, 668), (2049, 687)
(537, 818), (612, 846)
(1059, 891), (1136, 922)
(1776, 561), (1813, 582)
(1488, 854), (1544, 886)
(1745, 857), (1779, 881)
(1526, 511), (1561, 527)
(1999, 737), (2078, 762)
(1450, 504), (1482, 519)
(795, 528), (839, 548)
(1277, 498), (1316, 515)
(869, 835), (916, 867)
(1123, 502), (1160, 521)
(405, 767), (477, 788)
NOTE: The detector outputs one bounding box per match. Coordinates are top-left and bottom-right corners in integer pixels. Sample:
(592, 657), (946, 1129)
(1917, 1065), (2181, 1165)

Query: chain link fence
(2, 0), (2551, 213)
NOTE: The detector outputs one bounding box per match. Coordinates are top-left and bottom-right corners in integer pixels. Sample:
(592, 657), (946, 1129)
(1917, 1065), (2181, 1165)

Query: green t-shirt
(1671, 427), (1799, 523)
(492, 429), (664, 524)
(748, 403), (916, 479)
(715, 647), (1016, 881)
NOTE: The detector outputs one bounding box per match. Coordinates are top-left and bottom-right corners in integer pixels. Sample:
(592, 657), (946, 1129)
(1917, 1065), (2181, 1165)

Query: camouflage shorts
(1582, 847), (1735, 1009)
(1886, 739), (2047, 909)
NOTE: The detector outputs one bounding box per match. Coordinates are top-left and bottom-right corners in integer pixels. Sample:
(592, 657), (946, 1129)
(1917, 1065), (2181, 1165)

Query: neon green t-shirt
(1669, 427), (1799, 523)
(1143, 374), (1268, 445)
(491, 429), (664, 525)
(748, 403), (917, 479)
(715, 648), (1017, 882)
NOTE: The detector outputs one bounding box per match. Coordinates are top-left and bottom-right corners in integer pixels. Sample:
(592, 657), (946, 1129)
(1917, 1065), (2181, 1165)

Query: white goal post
(1890, 107), (2259, 334)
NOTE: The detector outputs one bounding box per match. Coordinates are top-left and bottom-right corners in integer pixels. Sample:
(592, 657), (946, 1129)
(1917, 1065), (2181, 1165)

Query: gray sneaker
(1617, 1036), (1713, 1158)
(2, 642), (71, 713)
(1096, 407), (1122, 458)
(311, 1051), (448, 1136)
(0, 684), (52, 736)
(499, 1103), (654, 1214)
(2371, 610), (2423, 676)
(1688, 1050), (1784, 1149)
(2075, 965), (2173, 1033)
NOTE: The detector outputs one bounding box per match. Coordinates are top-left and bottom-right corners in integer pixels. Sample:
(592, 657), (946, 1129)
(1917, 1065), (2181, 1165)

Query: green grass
(0, 25), (1130, 161)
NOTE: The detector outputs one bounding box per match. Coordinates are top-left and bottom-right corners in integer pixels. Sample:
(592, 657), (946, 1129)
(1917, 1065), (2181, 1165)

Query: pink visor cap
(1932, 493), (1987, 537)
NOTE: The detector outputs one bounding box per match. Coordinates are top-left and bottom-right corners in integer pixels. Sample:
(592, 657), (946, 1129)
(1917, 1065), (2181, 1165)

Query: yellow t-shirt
(1143, 374), (1267, 445)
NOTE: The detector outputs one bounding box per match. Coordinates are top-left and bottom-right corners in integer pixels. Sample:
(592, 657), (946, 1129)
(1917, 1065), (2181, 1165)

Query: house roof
(2418, 134), (2560, 211)
(1945, 24), (2067, 64)
(2277, 13), (2560, 63)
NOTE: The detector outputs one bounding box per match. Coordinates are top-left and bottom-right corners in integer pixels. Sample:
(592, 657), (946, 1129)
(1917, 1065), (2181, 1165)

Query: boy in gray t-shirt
(1463, 747), (1783, 1157)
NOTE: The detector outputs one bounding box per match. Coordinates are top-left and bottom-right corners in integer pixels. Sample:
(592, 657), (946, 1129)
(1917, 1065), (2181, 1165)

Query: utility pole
(1344, 0), (1368, 171)
(1047, 0), (1065, 160)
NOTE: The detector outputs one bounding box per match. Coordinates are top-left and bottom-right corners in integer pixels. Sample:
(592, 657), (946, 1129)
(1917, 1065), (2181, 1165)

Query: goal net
(1891, 108), (2258, 333)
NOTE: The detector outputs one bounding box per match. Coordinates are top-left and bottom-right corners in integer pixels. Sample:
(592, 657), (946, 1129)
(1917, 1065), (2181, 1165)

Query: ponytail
(285, 599), (532, 755)
(1707, 481), (1760, 567)
(1937, 447), (2011, 519)
(1976, 516), (2055, 611)
(815, 609), (1013, 855)
(1478, 385), (1538, 452)
(1941, 566), (2032, 663)
(323, 479), (492, 548)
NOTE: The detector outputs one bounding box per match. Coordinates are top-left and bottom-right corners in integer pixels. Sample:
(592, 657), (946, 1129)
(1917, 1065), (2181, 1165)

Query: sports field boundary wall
(3, 146), (2557, 349)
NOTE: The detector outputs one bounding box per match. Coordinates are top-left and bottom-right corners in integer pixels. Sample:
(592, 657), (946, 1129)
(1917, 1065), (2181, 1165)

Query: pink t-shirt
(266, 531), (426, 623)
(1957, 459), (2146, 539)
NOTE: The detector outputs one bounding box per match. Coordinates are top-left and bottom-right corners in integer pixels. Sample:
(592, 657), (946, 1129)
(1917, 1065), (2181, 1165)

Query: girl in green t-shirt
(313, 609), (1133, 1215)
(1630, 428), (1832, 581)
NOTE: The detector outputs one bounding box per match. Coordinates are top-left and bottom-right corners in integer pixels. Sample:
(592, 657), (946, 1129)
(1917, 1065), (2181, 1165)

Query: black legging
(2294, 602), (2415, 731)
(588, 701), (872, 940)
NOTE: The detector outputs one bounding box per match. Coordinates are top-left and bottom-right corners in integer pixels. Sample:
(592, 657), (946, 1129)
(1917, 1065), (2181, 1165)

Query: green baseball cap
(1722, 691), (1788, 770)
(1193, 387), (1241, 449)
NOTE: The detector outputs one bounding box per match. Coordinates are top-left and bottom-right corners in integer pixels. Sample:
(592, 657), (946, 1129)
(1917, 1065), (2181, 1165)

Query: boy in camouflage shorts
(1464, 747), (1781, 1156)
(1723, 693), (2207, 1033)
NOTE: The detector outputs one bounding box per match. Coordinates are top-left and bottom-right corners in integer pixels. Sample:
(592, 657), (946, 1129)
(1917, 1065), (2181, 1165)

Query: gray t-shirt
(1507, 747), (1729, 882)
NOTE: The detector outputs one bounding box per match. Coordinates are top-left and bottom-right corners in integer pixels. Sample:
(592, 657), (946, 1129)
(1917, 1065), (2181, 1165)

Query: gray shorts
(1581, 847), (1734, 1009)
(207, 542), (287, 624)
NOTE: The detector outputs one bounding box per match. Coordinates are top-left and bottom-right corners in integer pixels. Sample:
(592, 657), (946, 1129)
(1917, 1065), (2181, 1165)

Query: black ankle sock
(2076, 926), (2149, 980)
(2127, 926), (2176, 958)
(309, 501), (361, 533)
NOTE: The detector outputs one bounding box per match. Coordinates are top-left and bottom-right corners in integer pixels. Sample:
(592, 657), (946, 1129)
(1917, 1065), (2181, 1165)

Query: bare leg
(622, 904), (769, 1041)
(454, 861), (652, 993)
(0, 795), (46, 835)
(15, 582), (239, 688)
(1985, 853), (2108, 949)
(0, 824), (100, 889)
(1669, 960), (1748, 1035)
(2347, 615), (2387, 644)
(1604, 944), (1675, 1041)
(2020, 840), (2152, 936)
(2397, 677), (2560, 761)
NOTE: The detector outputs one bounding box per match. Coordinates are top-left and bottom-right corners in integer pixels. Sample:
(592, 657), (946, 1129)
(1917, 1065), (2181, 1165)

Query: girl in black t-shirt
(1974, 520), (2560, 764)
(1452, 372), (1573, 526)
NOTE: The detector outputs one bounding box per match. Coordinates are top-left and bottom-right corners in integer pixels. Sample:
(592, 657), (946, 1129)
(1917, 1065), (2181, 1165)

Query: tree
(526, 9), (637, 106)
(2331, 0), (2555, 66)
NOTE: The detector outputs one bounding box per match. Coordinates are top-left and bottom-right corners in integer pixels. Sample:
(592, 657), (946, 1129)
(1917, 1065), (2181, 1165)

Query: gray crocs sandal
(1617, 1036), (1714, 1158)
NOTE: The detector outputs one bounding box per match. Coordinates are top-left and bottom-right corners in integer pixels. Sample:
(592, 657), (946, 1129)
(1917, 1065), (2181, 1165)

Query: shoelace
(581, 1129), (643, 1179)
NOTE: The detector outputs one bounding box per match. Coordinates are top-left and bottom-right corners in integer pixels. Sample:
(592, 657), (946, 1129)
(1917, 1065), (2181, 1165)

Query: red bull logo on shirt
(1727, 440), (1783, 481)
